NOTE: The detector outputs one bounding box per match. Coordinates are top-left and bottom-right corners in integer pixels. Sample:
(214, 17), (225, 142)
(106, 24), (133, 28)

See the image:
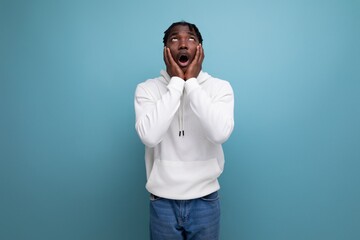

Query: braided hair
(163, 21), (203, 46)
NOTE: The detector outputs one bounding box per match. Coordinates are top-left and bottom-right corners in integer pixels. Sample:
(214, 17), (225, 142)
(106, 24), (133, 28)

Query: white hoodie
(135, 70), (234, 200)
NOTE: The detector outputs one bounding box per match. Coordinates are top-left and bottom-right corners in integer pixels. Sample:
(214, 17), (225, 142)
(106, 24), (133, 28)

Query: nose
(178, 39), (188, 50)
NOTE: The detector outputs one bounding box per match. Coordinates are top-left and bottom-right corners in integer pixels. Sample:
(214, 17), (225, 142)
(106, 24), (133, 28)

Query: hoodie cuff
(167, 77), (185, 94)
(185, 77), (200, 94)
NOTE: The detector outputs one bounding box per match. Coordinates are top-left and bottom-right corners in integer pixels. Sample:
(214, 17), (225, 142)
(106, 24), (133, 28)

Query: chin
(180, 66), (188, 72)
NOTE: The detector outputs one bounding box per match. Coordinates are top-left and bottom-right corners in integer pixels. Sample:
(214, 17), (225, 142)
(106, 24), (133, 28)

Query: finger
(191, 45), (201, 64)
(199, 44), (205, 63)
(164, 47), (170, 66)
(196, 44), (203, 64)
(166, 47), (177, 65)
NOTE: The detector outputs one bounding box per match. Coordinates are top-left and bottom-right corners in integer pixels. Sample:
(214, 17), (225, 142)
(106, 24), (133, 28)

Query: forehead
(168, 25), (196, 36)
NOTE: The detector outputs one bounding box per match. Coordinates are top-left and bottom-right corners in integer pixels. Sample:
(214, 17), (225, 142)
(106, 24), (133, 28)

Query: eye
(171, 38), (178, 42)
(189, 37), (195, 41)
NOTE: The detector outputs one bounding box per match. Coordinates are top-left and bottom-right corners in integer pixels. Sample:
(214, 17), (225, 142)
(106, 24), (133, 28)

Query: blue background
(1, 0), (359, 239)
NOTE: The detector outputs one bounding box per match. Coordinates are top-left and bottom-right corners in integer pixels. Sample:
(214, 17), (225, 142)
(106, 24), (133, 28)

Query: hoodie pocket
(146, 158), (222, 199)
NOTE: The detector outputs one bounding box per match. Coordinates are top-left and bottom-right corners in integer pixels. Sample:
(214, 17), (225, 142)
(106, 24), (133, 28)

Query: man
(134, 21), (234, 240)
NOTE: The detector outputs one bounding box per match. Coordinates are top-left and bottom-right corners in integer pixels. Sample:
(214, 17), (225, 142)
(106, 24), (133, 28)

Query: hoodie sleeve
(135, 77), (185, 147)
(185, 77), (234, 144)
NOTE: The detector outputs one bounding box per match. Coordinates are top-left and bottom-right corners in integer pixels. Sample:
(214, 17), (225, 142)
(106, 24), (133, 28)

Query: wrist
(185, 74), (197, 81)
(184, 77), (199, 94)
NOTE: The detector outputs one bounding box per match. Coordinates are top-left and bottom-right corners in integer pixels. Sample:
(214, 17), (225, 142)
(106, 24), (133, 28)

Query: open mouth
(178, 54), (189, 67)
(179, 55), (188, 63)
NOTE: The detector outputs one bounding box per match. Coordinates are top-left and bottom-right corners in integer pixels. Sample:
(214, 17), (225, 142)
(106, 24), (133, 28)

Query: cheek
(189, 47), (198, 58)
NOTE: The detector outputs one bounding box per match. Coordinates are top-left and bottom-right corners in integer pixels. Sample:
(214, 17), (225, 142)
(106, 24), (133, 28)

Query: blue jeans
(149, 191), (220, 240)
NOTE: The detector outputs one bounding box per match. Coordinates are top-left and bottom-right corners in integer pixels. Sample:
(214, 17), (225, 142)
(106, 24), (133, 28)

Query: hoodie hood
(160, 70), (211, 85)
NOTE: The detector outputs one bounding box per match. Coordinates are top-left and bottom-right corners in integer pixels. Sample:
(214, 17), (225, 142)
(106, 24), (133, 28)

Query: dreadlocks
(163, 21), (203, 46)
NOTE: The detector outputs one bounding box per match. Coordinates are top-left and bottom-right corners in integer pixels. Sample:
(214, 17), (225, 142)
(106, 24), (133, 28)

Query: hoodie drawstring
(178, 94), (185, 137)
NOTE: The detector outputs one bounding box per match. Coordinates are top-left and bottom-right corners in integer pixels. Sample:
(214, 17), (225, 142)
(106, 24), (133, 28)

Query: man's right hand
(163, 47), (185, 80)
